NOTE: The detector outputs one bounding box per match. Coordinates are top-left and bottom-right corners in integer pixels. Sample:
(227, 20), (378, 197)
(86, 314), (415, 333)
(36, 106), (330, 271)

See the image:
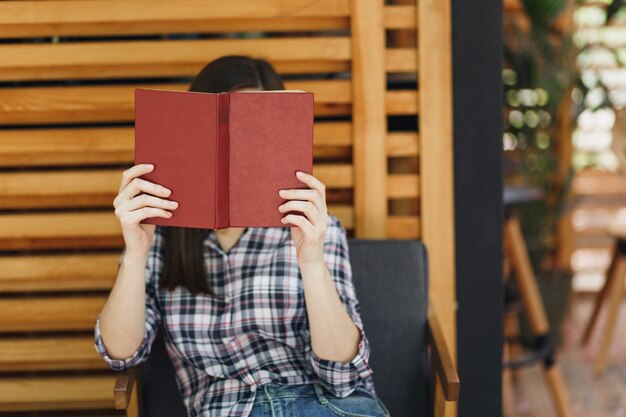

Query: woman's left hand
(278, 170), (329, 268)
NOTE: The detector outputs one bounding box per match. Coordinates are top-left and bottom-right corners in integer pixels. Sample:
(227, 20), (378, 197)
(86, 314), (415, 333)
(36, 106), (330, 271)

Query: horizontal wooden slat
(0, 127), (133, 167)
(0, 211), (123, 251)
(571, 171), (626, 196)
(313, 164), (353, 188)
(314, 122), (352, 158)
(387, 132), (419, 157)
(386, 48), (418, 72)
(0, 80), (351, 125)
(384, 5), (418, 30)
(0, 169), (120, 209)
(0, 0), (351, 37)
(329, 205), (354, 230)
(387, 215), (420, 238)
(386, 90), (419, 115)
(0, 253), (118, 292)
(0, 122), (352, 167)
(0, 164), (353, 209)
(0, 37), (351, 81)
(0, 375), (116, 411)
(387, 174), (420, 198)
(314, 122), (352, 147)
(571, 235), (614, 250)
(0, 205), (353, 251)
(0, 295), (106, 332)
(0, 336), (107, 372)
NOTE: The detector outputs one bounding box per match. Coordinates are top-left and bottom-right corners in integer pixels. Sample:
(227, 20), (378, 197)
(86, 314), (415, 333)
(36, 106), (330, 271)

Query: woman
(94, 55), (391, 417)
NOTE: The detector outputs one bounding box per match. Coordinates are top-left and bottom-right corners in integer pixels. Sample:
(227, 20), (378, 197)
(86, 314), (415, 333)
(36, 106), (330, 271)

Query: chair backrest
(140, 239), (429, 417)
(348, 239), (429, 417)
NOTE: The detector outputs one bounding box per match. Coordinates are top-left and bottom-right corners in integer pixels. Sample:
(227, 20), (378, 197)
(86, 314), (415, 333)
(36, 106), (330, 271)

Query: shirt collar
(205, 226), (290, 256)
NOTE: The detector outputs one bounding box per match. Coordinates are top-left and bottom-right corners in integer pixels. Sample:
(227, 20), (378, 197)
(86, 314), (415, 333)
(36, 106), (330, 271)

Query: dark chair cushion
(139, 239), (429, 417)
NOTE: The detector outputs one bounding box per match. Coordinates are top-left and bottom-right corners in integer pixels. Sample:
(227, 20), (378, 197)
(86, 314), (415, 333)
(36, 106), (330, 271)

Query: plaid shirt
(94, 214), (376, 417)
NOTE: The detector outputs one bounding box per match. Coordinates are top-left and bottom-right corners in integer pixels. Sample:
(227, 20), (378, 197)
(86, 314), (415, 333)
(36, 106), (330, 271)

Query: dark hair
(160, 55), (284, 296)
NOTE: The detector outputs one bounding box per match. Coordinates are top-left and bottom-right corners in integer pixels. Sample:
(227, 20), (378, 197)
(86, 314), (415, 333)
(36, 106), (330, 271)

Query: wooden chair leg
(504, 217), (550, 334)
(115, 367), (141, 417)
(545, 365), (571, 417)
(594, 254), (626, 374)
(504, 314), (524, 381)
(504, 217), (572, 417)
(581, 241), (619, 346)
(502, 336), (515, 416)
(433, 372), (446, 417)
(127, 385), (139, 417)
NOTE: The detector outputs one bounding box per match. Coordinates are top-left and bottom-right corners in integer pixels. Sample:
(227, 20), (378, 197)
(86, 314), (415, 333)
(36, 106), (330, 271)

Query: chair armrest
(113, 365), (139, 410)
(427, 302), (460, 401)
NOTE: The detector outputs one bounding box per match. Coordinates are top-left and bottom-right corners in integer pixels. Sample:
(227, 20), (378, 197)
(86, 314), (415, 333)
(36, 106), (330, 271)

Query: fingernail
(296, 171), (304, 177)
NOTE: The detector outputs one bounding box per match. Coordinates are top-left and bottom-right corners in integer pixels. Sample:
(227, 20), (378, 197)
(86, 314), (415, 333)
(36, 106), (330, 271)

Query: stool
(502, 185), (571, 417)
(581, 213), (626, 374)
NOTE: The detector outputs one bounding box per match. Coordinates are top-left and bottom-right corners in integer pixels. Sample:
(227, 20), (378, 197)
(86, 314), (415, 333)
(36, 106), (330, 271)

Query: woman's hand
(113, 164), (179, 260)
(278, 171), (329, 268)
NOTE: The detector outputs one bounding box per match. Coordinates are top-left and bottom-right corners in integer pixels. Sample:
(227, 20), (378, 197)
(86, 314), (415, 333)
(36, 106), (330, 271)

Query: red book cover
(134, 88), (314, 229)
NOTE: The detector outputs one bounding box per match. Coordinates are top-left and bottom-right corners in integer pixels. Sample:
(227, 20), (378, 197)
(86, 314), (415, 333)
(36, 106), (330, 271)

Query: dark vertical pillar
(452, 1), (504, 417)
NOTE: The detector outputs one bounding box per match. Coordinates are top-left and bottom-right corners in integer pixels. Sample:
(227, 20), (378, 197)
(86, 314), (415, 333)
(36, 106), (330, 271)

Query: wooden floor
(509, 293), (626, 417)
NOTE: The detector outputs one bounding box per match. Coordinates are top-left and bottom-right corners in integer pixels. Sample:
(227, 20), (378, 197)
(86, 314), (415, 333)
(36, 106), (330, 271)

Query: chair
(581, 107), (626, 374)
(112, 239), (460, 417)
(501, 185), (571, 417)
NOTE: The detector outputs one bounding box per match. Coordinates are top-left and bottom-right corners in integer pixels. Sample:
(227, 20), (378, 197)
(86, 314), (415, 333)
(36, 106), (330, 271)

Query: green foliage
(521, 0), (569, 27)
(503, 0), (576, 271)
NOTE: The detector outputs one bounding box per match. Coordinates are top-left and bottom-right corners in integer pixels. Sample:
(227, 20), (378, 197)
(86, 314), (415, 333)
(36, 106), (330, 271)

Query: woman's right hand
(113, 164), (178, 259)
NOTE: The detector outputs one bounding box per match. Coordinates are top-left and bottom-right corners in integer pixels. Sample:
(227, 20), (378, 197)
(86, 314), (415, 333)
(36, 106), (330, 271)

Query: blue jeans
(248, 382), (391, 417)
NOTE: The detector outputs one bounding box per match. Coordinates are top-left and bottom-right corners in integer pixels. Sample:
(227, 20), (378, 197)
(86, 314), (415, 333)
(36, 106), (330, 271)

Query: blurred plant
(606, 0), (626, 23)
(503, 0), (577, 271)
(572, 0), (626, 171)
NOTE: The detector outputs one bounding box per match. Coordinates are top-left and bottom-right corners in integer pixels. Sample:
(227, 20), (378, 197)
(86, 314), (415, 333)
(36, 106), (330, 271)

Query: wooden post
(350, 0), (387, 238)
(419, 0), (457, 415)
(555, 86), (574, 270)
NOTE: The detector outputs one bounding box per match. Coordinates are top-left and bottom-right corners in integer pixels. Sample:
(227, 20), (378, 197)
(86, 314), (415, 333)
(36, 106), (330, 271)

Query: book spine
(216, 93), (230, 228)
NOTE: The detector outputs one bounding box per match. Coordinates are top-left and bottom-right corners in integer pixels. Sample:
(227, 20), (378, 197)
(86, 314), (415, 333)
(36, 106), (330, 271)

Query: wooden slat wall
(0, 0), (456, 414)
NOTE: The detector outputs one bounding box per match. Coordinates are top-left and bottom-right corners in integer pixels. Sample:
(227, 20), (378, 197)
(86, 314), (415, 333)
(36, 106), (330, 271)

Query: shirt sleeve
(93, 225), (165, 371)
(308, 214), (374, 398)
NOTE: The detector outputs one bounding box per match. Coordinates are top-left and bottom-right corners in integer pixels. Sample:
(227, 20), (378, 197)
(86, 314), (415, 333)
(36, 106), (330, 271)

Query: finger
(124, 193), (179, 214)
(278, 188), (324, 213)
(119, 207), (172, 227)
(119, 164), (154, 194)
(281, 214), (316, 236)
(295, 171), (326, 206)
(278, 200), (320, 225)
(121, 177), (172, 202)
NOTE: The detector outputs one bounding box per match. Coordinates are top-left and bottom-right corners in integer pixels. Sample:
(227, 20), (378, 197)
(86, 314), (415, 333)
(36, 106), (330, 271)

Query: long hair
(159, 55), (285, 296)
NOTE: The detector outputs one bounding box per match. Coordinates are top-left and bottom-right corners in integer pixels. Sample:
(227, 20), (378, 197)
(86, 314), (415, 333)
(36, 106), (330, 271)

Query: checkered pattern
(94, 214), (375, 417)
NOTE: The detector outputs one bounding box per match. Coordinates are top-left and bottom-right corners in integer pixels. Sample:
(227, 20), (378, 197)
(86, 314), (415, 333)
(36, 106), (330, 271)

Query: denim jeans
(248, 382), (391, 417)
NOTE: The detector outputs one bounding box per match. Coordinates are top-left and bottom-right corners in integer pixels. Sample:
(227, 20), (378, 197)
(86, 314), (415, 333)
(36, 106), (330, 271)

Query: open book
(134, 88), (314, 229)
